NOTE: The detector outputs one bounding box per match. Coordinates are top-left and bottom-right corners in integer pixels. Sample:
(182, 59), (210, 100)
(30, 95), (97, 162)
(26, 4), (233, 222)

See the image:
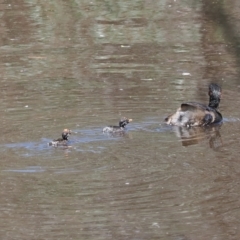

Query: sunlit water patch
(3, 166), (45, 173)
(1, 126), (136, 156)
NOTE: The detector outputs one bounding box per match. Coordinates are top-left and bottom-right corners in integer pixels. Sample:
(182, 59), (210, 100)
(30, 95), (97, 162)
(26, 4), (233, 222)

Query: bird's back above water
(48, 129), (71, 147)
(165, 83), (222, 127)
(103, 117), (133, 133)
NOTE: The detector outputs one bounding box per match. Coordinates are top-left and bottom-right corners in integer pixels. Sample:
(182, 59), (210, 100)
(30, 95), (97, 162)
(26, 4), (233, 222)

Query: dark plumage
(165, 83), (222, 127)
(103, 117), (133, 133)
(48, 129), (71, 147)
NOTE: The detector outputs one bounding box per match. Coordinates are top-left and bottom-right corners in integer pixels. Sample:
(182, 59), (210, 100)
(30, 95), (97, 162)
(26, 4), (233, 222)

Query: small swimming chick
(165, 83), (222, 127)
(103, 117), (133, 133)
(48, 129), (71, 147)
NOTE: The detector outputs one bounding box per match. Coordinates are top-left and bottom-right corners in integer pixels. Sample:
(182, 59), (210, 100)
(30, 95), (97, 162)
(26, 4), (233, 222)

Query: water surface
(1, 1), (240, 239)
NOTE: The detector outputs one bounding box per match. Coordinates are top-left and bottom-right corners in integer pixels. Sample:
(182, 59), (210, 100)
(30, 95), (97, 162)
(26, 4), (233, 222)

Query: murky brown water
(1, 1), (240, 239)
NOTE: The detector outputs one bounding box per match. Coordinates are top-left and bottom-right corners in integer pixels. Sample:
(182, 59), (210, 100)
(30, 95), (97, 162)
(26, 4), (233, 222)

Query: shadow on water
(202, 0), (240, 81)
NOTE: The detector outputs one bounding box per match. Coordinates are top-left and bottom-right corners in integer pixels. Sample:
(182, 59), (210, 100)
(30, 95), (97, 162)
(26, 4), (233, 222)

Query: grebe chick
(103, 117), (133, 133)
(48, 129), (71, 147)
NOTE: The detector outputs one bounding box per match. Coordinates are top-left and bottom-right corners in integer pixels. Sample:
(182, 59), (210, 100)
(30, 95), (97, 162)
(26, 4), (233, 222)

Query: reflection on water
(1, 0), (240, 240)
(172, 124), (223, 150)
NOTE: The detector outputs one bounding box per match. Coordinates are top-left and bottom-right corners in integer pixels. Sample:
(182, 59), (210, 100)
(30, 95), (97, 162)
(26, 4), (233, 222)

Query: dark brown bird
(165, 83), (222, 127)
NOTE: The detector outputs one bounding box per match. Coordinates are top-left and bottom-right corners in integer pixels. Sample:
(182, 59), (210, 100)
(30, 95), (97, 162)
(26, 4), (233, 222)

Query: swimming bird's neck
(208, 97), (220, 109)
